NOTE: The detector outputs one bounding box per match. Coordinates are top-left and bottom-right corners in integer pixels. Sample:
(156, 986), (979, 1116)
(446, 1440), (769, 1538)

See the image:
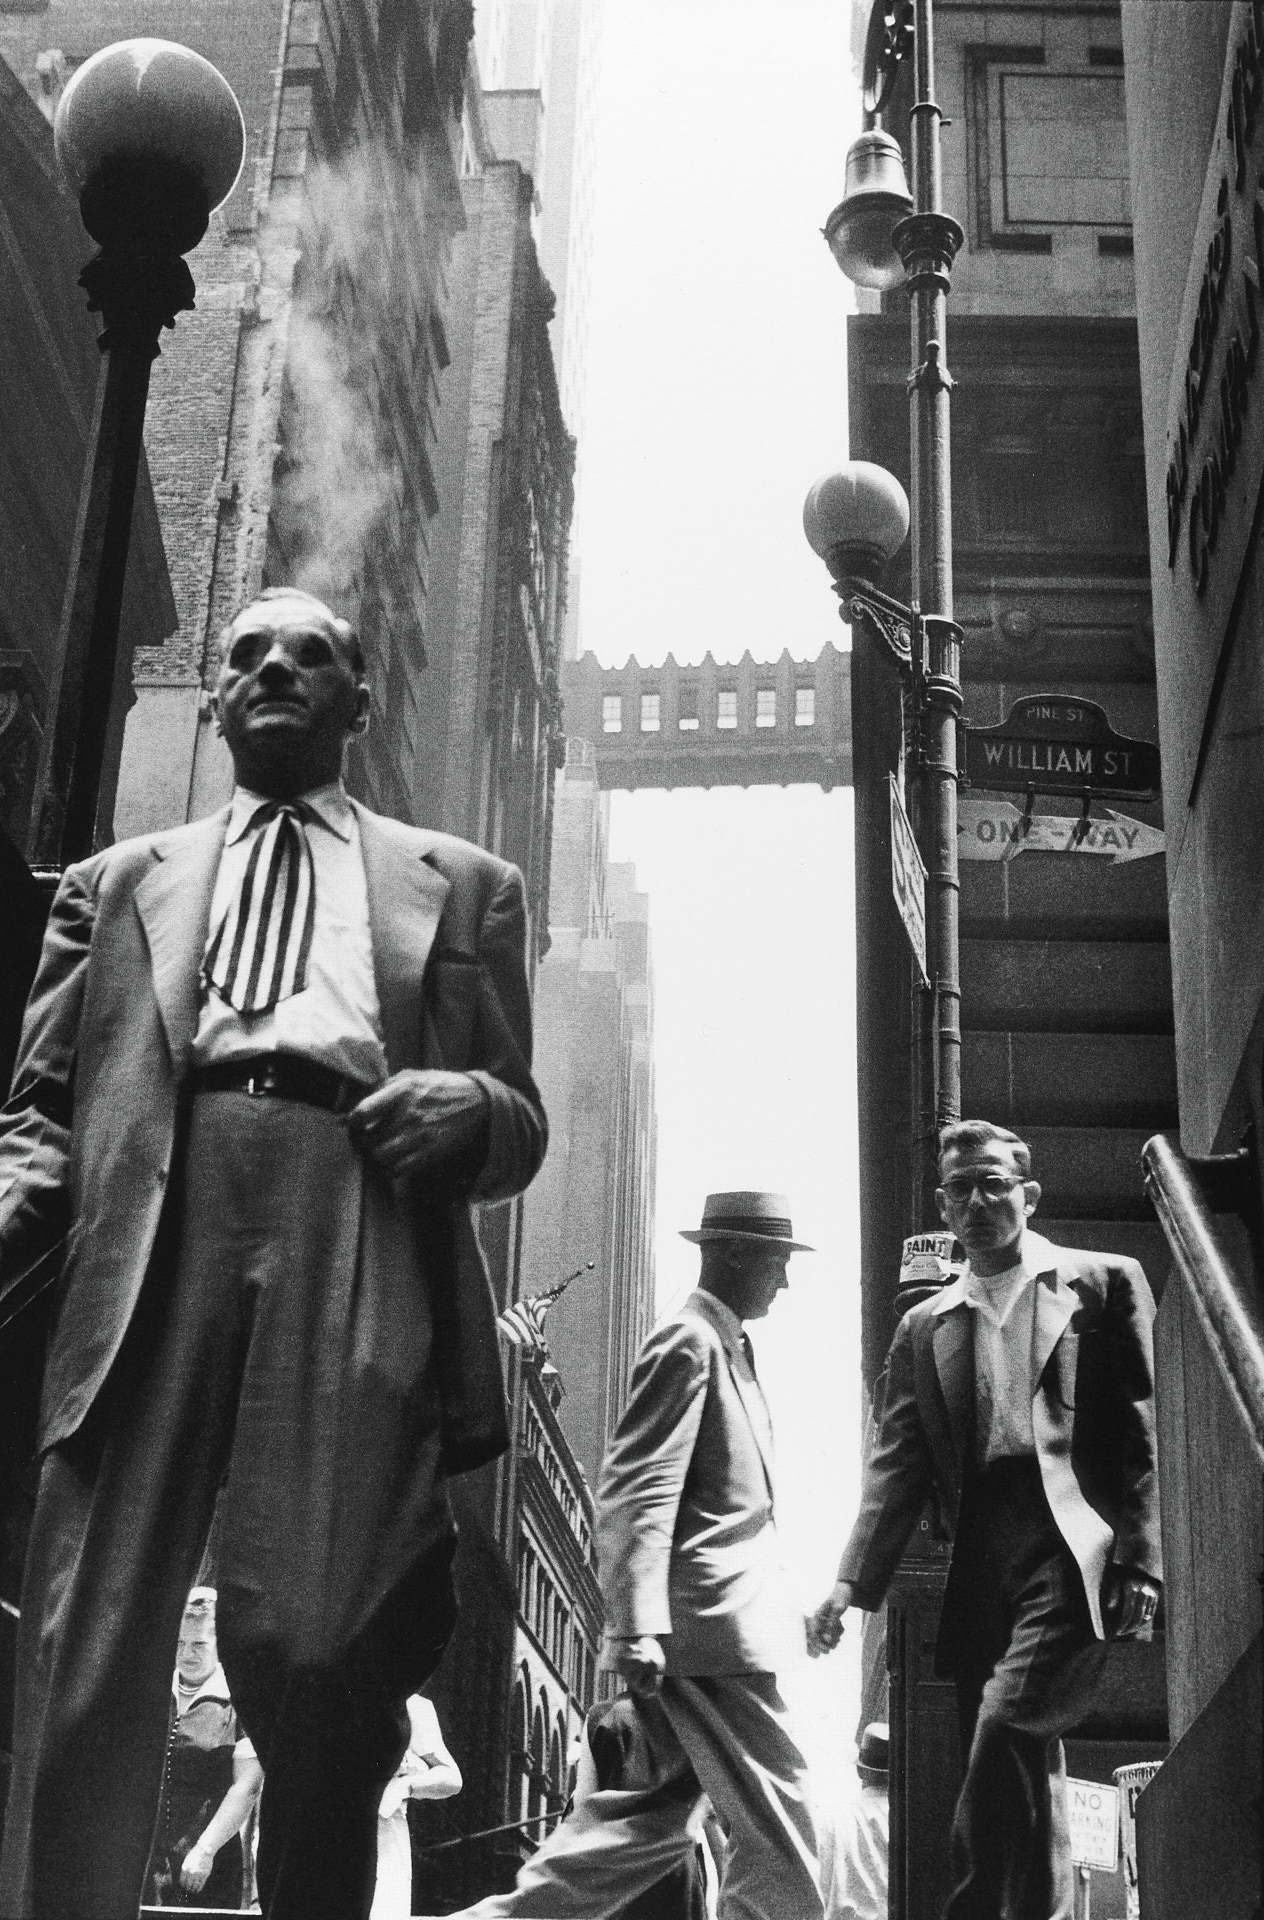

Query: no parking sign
(1067, 1777), (1120, 1872)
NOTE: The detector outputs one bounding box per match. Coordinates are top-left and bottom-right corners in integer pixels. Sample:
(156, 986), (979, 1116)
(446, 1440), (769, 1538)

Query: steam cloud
(267, 148), (428, 612)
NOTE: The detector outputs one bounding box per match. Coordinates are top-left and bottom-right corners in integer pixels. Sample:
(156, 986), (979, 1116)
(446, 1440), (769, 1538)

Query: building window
(755, 688), (776, 728)
(795, 686), (815, 727)
(968, 50), (1131, 252)
(678, 683), (699, 730)
(602, 695), (622, 733)
(640, 693), (661, 733)
(716, 689), (738, 729)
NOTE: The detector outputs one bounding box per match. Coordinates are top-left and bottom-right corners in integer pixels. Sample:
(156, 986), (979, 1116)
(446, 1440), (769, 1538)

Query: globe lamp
(803, 463), (911, 586)
(54, 39), (245, 255)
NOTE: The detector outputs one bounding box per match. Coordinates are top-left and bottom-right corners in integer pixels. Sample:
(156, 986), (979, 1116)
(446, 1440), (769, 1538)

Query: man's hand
(347, 1070), (488, 1179)
(1103, 1568), (1161, 1641)
(806, 1580), (853, 1658)
(179, 1841), (216, 1893)
(609, 1635), (667, 1696)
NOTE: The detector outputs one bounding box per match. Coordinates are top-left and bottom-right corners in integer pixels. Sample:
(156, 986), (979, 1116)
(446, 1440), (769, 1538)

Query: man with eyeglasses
(807, 1119), (1161, 1919)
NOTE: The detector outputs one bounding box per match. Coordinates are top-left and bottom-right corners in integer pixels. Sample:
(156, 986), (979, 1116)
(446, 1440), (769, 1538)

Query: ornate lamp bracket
(834, 580), (915, 671)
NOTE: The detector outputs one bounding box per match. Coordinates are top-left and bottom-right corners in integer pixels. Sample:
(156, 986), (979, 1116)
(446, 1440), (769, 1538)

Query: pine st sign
(964, 697), (1161, 802)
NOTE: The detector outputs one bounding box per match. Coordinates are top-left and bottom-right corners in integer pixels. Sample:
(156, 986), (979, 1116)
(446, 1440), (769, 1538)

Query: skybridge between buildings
(563, 645), (853, 791)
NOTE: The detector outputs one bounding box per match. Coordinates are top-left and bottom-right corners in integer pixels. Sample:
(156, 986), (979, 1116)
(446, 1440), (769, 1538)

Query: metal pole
(894, 0), (964, 1163)
(27, 215), (195, 869)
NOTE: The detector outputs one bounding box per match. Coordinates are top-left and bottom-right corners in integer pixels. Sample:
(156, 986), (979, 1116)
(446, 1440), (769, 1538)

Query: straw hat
(679, 1191), (814, 1253)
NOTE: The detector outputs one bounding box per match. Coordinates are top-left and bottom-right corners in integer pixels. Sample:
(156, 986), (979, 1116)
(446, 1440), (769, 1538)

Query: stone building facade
(0, 0), (475, 837)
(1117, 3), (1263, 1909)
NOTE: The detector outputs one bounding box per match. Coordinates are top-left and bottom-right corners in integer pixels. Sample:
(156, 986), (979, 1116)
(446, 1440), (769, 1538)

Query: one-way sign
(965, 696), (1161, 801)
(958, 797), (1165, 864)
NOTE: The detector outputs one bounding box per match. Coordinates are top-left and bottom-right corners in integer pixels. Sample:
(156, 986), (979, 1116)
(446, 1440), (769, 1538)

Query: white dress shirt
(960, 1234), (1038, 1463)
(193, 781), (389, 1085)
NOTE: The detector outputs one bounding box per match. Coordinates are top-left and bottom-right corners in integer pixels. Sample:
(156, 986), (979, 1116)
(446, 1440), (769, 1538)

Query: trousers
(451, 1674), (823, 1920)
(0, 1091), (456, 1920)
(944, 1458), (1107, 1920)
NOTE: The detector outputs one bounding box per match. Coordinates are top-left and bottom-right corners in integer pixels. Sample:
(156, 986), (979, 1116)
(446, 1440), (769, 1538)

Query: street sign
(889, 774), (928, 983)
(1067, 1777), (1120, 1873)
(957, 796), (1165, 864)
(965, 696), (1161, 801)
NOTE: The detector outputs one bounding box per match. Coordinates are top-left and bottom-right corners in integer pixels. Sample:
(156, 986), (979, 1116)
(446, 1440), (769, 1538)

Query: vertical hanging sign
(889, 773), (929, 984)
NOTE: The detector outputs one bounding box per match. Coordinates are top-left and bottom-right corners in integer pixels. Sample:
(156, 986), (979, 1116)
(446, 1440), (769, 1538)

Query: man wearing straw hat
(441, 1190), (824, 1920)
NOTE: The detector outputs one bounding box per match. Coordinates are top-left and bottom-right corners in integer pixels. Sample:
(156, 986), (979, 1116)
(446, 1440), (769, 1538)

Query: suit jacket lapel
(931, 1303), (975, 1469)
(134, 811), (228, 1072)
(726, 1350), (777, 1498)
(1031, 1246), (1080, 1383)
(355, 804), (450, 1071)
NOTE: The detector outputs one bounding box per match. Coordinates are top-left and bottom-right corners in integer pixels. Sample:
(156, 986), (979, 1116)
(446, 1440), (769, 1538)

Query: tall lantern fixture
(807, 0), (965, 1163)
(30, 40), (245, 868)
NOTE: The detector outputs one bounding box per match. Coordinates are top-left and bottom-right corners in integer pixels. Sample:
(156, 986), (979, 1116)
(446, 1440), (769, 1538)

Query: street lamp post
(805, 0), (964, 1188)
(28, 39), (244, 868)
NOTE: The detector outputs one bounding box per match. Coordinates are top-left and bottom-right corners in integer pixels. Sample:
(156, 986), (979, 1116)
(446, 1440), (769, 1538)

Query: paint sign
(957, 796), (1165, 864)
(1067, 1777), (1120, 1873)
(889, 774), (928, 983)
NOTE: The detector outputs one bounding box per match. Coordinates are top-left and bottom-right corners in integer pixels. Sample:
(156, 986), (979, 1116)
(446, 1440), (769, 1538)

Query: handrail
(1142, 1132), (1264, 1468)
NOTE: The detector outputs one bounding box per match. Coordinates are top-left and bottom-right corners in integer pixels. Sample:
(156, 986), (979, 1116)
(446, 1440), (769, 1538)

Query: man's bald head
(219, 587), (366, 678)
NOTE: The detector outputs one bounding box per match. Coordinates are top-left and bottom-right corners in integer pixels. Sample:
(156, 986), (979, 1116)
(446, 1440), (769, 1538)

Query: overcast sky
(578, 0), (868, 1766)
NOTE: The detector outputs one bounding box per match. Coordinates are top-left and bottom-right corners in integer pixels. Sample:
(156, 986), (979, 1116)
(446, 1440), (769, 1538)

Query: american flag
(495, 1262), (594, 1356)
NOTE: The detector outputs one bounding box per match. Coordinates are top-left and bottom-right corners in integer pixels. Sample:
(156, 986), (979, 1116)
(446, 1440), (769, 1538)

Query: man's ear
(1022, 1179), (1042, 1218)
(209, 689), (223, 738)
(349, 683), (371, 737)
(935, 1186), (950, 1225)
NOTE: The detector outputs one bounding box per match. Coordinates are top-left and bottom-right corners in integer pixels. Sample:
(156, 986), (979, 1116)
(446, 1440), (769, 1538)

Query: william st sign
(964, 696), (1161, 803)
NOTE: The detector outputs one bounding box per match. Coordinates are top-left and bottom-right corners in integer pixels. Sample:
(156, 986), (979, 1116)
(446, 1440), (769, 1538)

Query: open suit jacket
(0, 802), (546, 1604)
(597, 1288), (800, 1676)
(838, 1231), (1161, 1669)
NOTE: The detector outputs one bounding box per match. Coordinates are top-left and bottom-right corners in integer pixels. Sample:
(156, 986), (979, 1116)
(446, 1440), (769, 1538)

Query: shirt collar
(226, 780), (353, 845)
(173, 1662), (232, 1711)
(687, 1287), (747, 1357)
(931, 1228), (1064, 1318)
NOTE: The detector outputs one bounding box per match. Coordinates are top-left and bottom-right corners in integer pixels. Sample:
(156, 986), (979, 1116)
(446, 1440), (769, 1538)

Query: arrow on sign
(958, 796), (1165, 864)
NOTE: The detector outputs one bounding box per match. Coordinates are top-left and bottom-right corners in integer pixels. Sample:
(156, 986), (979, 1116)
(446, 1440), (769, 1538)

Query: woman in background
(372, 1694), (463, 1920)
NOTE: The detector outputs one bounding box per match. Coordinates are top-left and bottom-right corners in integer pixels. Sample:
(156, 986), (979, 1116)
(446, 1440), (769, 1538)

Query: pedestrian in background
(809, 1121), (1162, 1920)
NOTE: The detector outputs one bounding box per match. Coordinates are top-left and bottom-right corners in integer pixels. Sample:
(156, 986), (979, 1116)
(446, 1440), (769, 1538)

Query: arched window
(528, 1705), (547, 1835)
(508, 1670), (530, 1826)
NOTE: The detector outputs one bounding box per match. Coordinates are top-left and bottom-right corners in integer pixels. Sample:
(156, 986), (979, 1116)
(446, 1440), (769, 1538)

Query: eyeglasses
(939, 1174), (1024, 1204)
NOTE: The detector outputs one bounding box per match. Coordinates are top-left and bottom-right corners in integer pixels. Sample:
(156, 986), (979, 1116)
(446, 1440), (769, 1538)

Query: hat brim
(680, 1227), (815, 1253)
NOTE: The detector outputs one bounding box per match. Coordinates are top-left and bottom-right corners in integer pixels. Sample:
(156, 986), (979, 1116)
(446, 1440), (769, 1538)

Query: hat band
(701, 1216), (794, 1238)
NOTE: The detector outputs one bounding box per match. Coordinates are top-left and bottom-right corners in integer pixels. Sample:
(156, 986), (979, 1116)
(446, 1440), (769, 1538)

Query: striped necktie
(202, 801), (317, 1015)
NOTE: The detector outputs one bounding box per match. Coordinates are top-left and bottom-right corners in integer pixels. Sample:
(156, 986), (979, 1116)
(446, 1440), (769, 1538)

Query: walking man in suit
(444, 1190), (824, 1920)
(808, 1120), (1162, 1920)
(0, 587), (546, 1920)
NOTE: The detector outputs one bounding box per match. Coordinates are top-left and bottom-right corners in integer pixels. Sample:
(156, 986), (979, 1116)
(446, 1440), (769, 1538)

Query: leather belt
(191, 1054), (370, 1116)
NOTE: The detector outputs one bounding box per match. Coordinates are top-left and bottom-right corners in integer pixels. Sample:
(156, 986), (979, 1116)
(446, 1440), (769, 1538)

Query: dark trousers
(0, 1091), (455, 1920)
(944, 1458), (1107, 1920)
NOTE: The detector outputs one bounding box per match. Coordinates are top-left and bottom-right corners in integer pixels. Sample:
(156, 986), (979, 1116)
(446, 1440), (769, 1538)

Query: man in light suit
(444, 1190), (824, 1920)
(809, 1120), (1162, 1920)
(0, 588), (546, 1920)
